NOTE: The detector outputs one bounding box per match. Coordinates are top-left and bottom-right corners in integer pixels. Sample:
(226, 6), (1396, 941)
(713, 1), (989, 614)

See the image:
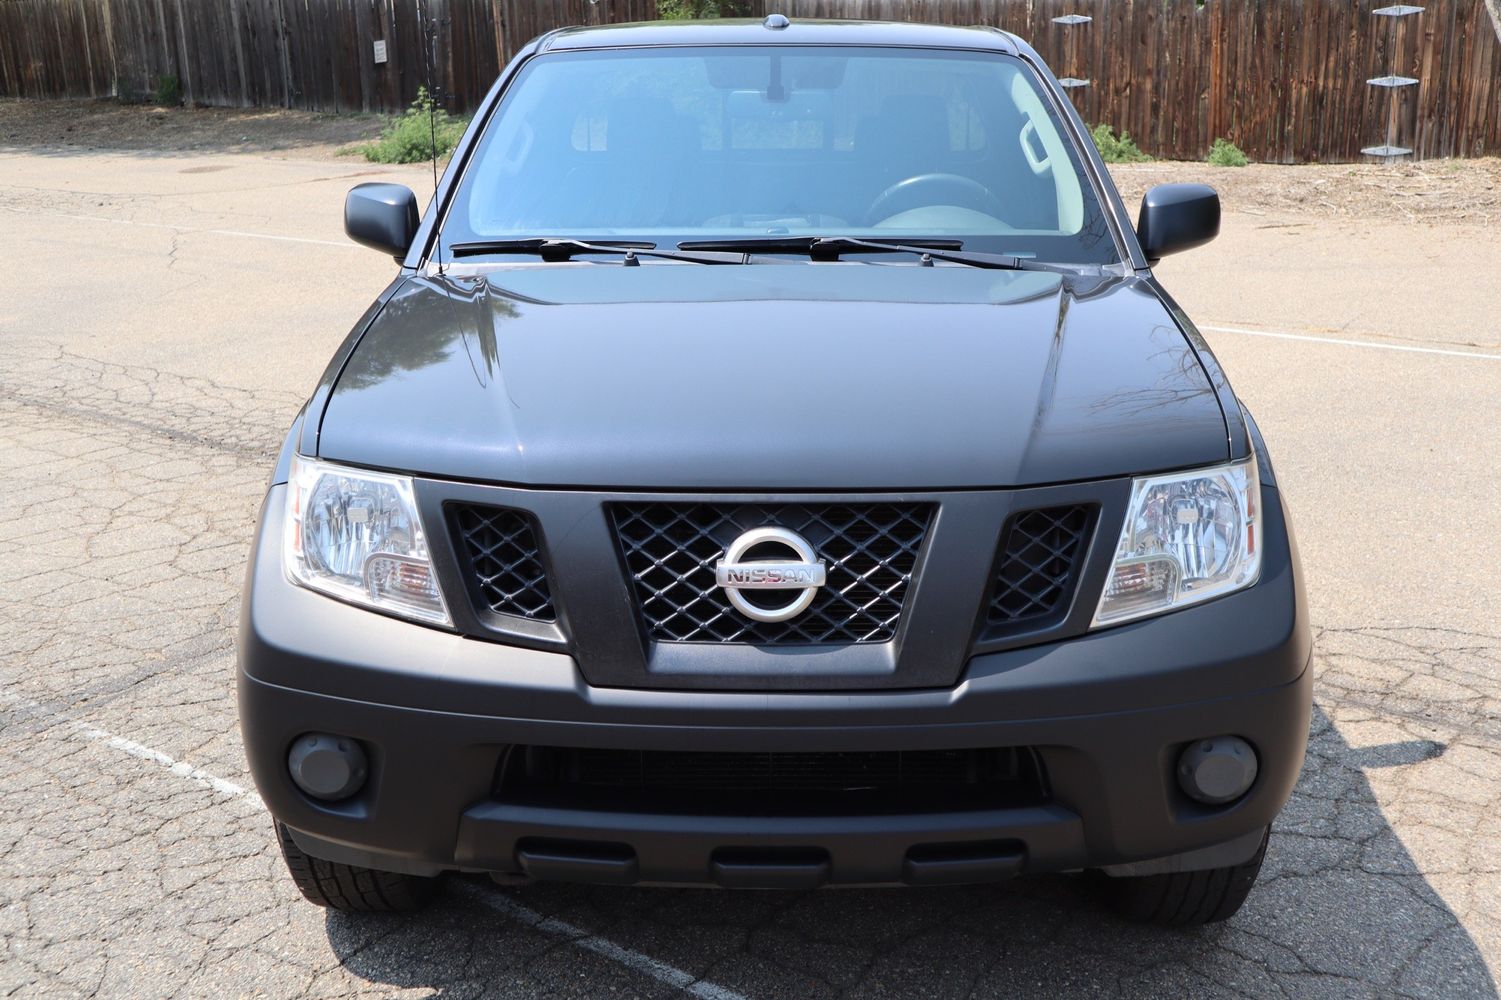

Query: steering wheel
(866, 173), (1008, 226)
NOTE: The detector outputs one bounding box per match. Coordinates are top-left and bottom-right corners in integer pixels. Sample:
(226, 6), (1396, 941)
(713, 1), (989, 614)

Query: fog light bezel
(287, 732), (370, 802)
(1176, 735), (1259, 806)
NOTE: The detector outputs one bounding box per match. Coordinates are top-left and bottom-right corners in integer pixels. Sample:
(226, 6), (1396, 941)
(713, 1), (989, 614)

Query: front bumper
(239, 485), (1311, 887)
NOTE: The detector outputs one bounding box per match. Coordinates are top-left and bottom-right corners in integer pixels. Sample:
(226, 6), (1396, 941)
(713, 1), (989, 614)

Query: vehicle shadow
(324, 703), (1497, 999)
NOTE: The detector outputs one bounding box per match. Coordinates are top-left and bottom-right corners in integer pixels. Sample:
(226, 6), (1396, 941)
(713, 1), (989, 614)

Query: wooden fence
(757, 0), (1501, 162)
(0, 0), (657, 113)
(2, 0), (1498, 161)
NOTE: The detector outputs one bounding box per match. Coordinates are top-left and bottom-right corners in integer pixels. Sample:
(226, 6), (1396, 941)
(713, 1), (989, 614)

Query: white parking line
(1200, 324), (1501, 362)
(208, 227), (358, 248)
(451, 882), (749, 1000)
(0, 686), (749, 1000)
(1, 207), (358, 248)
(0, 689), (263, 807)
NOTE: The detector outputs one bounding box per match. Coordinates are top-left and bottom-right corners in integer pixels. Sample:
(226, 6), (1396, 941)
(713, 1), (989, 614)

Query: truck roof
(539, 17), (1021, 55)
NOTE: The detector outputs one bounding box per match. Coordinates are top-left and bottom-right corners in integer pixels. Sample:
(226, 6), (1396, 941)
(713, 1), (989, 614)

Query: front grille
(449, 504), (555, 622)
(498, 745), (1049, 811)
(611, 502), (932, 644)
(563, 748), (1002, 790)
(984, 505), (1095, 637)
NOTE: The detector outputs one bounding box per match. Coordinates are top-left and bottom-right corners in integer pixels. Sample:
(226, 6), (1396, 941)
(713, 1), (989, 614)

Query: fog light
(288, 733), (368, 801)
(1177, 736), (1257, 805)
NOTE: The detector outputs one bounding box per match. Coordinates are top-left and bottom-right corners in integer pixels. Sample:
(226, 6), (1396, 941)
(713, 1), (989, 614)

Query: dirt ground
(0, 97), (385, 160)
(1110, 160), (1501, 225)
(4, 97), (1500, 223)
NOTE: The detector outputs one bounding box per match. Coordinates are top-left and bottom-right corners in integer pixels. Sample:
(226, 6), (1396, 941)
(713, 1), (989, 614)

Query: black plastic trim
(403, 477), (1142, 690)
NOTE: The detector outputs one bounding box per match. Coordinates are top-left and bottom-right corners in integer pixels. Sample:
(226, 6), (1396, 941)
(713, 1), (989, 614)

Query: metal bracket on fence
(1053, 14), (1091, 93)
(1362, 4), (1423, 160)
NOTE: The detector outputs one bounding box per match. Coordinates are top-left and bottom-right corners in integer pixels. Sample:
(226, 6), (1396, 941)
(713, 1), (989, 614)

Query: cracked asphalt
(1, 141), (1499, 999)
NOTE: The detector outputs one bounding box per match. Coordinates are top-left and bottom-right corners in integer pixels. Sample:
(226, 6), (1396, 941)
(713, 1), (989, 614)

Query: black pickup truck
(238, 17), (1310, 926)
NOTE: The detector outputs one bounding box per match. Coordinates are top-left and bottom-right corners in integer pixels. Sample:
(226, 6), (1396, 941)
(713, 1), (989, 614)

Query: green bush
(657, 0), (750, 18)
(153, 74), (182, 106)
(360, 87), (468, 165)
(1089, 123), (1150, 163)
(1207, 137), (1249, 167)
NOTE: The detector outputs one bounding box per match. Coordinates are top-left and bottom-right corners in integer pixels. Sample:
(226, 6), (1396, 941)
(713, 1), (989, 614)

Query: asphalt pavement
(1, 145), (1498, 999)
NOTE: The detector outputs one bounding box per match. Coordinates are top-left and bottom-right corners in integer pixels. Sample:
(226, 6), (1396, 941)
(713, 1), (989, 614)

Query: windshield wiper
(448, 238), (745, 265)
(677, 236), (1071, 271)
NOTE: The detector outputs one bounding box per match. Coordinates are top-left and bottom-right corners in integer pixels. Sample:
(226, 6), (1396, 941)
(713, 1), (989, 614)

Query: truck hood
(317, 266), (1228, 489)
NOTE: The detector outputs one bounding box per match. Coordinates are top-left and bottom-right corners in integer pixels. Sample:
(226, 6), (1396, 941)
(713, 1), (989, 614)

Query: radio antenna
(417, 0), (444, 274)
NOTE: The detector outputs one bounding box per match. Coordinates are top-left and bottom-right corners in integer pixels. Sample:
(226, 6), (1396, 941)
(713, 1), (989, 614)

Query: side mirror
(345, 183), (420, 260)
(1136, 183), (1220, 262)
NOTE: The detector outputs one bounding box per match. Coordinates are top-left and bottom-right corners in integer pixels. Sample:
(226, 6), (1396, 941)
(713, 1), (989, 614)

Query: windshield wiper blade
(679, 236), (956, 259)
(678, 236), (1070, 271)
(448, 238), (744, 265)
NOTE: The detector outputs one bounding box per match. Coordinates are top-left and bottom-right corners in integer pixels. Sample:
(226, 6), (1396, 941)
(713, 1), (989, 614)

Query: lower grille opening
(494, 746), (1049, 815)
(984, 504), (1097, 639)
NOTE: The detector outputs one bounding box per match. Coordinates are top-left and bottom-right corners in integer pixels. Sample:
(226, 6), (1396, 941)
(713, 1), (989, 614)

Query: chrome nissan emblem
(714, 527), (827, 623)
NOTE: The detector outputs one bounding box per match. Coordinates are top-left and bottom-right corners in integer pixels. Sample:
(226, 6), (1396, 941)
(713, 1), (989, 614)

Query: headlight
(284, 456), (451, 626)
(1092, 456), (1261, 628)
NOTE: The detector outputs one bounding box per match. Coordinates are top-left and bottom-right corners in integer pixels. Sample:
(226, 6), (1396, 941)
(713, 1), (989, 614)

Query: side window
(830, 62), (985, 154)
(730, 116), (826, 150)
(1007, 71), (1084, 233)
(563, 60), (717, 152)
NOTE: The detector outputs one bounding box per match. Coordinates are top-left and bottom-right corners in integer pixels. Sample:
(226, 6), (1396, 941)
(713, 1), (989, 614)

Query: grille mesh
(612, 502), (932, 644)
(515, 746), (1039, 796)
(985, 505), (1094, 635)
(450, 504), (555, 622)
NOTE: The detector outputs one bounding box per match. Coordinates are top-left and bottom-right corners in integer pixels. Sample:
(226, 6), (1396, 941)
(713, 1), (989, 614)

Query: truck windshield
(442, 46), (1118, 264)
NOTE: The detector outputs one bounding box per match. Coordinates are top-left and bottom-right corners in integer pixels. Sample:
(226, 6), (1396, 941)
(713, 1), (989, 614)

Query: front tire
(275, 821), (439, 912)
(1099, 826), (1270, 926)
